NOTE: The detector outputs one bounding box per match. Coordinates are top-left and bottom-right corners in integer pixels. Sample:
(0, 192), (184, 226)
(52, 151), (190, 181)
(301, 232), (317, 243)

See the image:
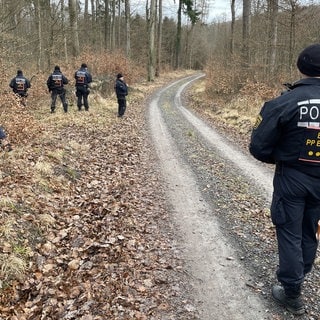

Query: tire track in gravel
(147, 73), (273, 320)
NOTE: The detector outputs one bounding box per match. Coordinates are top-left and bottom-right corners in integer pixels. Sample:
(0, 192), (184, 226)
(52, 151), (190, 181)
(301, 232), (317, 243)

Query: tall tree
(242, 0), (251, 66)
(104, 0), (110, 49)
(267, 0), (278, 75)
(175, 0), (182, 69)
(69, 0), (80, 57)
(175, 0), (200, 69)
(117, 0), (121, 48)
(125, 0), (131, 58)
(287, 0), (298, 71)
(156, 0), (162, 76)
(61, 0), (68, 64)
(147, 0), (156, 81)
(230, 0), (236, 55)
(33, 0), (42, 71)
(111, 0), (116, 50)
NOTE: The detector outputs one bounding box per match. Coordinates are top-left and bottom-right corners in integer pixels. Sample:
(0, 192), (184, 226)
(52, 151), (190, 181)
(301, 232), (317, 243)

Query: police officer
(249, 44), (320, 315)
(47, 66), (69, 113)
(9, 70), (31, 106)
(74, 63), (92, 111)
(114, 73), (128, 117)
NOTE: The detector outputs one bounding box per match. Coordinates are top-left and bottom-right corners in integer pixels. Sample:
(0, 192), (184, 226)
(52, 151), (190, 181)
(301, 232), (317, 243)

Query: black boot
(272, 284), (305, 315)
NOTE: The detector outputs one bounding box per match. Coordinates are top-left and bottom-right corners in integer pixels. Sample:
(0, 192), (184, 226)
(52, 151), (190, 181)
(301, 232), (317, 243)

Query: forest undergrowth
(0, 69), (202, 319)
(0, 61), (287, 319)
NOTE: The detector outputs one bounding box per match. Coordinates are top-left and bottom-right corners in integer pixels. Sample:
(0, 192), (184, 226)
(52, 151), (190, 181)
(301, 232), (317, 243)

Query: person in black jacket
(9, 70), (31, 106)
(114, 73), (128, 117)
(74, 63), (92, 111)
(249, 44), (320, 315)
(47, 66), (69, 113)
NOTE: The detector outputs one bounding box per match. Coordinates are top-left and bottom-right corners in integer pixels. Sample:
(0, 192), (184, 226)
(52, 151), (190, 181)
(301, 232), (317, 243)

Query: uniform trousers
(271, 164), (320, 296)
(51, 89), (68, 112)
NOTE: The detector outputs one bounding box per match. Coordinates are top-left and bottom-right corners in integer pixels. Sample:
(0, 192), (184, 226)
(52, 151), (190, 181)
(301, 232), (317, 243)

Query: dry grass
(200, 61), (282, 134)
(0, 254), (28, 283)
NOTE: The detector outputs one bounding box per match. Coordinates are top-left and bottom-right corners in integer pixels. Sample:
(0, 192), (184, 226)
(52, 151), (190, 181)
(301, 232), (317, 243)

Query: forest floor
(0, 71), (319, 320)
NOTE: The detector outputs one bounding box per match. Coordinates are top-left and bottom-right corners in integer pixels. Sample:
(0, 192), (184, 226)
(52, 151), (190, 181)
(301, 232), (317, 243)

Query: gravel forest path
(147, 72), (320, 319)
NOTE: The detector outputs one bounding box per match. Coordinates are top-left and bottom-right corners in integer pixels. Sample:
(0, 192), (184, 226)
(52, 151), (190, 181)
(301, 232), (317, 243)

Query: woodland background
(0, 0), (320, 318)
(0, 0), (319, 95)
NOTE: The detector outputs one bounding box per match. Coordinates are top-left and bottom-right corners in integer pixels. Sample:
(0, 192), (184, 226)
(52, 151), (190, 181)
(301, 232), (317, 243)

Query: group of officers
(9, 63), (93, 113)
(9, 64), (128, 116)
(3, 64), (128, 151)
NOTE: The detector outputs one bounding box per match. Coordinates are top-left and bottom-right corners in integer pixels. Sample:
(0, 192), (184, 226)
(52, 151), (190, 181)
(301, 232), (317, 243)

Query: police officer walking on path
(47, 66), (69, 113)
(75, 63), (92, 111)
(114, 73), (128, 117)
(9, 69), (31, 106)
(250, 44), (320, 315)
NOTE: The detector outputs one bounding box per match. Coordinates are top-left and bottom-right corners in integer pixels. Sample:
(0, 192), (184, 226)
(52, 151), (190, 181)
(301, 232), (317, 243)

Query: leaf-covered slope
(0, 72), (197, 319)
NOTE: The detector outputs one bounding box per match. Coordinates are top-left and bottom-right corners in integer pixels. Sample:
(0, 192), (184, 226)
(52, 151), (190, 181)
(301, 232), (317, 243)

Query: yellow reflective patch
(253, 114), (262, 129)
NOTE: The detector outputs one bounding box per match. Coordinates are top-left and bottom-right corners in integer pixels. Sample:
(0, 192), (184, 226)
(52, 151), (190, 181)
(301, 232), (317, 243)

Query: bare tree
(287, 0), (298, 70)
(125, 0), (131, 58)
(147, 0), (156, 81)
(267, 0), (279, 75)
(175, 0), (200, 69)
(175, 0), (182, 69)
(69, 0), (80, 57)
(111, 0), (116, 50)
(33, 0), (42, 71)
(156, 0), (162, 76)
(242, 0), (251, 66)
(61, 0), (68, 64)
(230, 0), (236, 55)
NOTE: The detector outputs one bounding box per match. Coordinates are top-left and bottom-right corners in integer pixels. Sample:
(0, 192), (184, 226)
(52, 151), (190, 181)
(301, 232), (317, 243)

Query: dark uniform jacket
(74, 67), (92, 88)
(115, 79), (128, 99)
(249, 78), (320, 177)
(47, 71), (68, 92)
(9, 74), (31, 96)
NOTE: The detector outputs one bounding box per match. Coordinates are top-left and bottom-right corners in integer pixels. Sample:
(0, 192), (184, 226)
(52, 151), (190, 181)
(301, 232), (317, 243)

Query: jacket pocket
(270, 194), (287, 225)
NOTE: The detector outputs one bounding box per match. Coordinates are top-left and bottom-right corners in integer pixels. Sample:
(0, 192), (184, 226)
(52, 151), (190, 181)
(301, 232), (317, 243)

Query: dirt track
(147, 73), (320, 319)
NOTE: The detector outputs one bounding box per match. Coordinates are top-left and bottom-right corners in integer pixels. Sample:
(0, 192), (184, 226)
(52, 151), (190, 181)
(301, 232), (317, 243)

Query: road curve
(147, 73), (273, 320)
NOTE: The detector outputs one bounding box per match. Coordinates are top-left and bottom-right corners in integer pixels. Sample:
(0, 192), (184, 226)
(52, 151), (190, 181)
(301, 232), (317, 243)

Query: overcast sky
(131, 0), (241, 22)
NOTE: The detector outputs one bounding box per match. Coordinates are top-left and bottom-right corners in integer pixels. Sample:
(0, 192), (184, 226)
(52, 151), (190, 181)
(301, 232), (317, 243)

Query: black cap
(297, 44), (320, 77)
(54, 65), (60, 71)
(17, 69), (23, 75)
(117, 73), (123, 79)
(81, 63), (87, 68)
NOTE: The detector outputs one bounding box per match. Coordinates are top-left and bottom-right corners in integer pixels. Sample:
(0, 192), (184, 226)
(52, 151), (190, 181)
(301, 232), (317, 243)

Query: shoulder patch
(253, 114), (262, 129)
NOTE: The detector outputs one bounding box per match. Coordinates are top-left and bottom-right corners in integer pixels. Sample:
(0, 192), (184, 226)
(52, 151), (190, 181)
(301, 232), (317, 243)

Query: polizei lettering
(298, 99), (320, 127)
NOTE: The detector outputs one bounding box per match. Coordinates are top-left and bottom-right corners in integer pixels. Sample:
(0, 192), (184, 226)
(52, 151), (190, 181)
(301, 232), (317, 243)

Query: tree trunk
(267, 0), (278, 75)
(111, 0), (116, 50)
(33, 0), (42, 71)
(125, 0), (131, 58)
(156, 0), (162, 76)
(175, 0), (182, 69)
(230, 0), (235, 55)
(104, 0), (110, 49)
(117, 0), (121, 48)
(61, 0), (68, 64)
(147, 0), (156, 81)
(288, 0), (297, 74)
(242, 0), (251, 67)
(69, 0), (80, 57)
